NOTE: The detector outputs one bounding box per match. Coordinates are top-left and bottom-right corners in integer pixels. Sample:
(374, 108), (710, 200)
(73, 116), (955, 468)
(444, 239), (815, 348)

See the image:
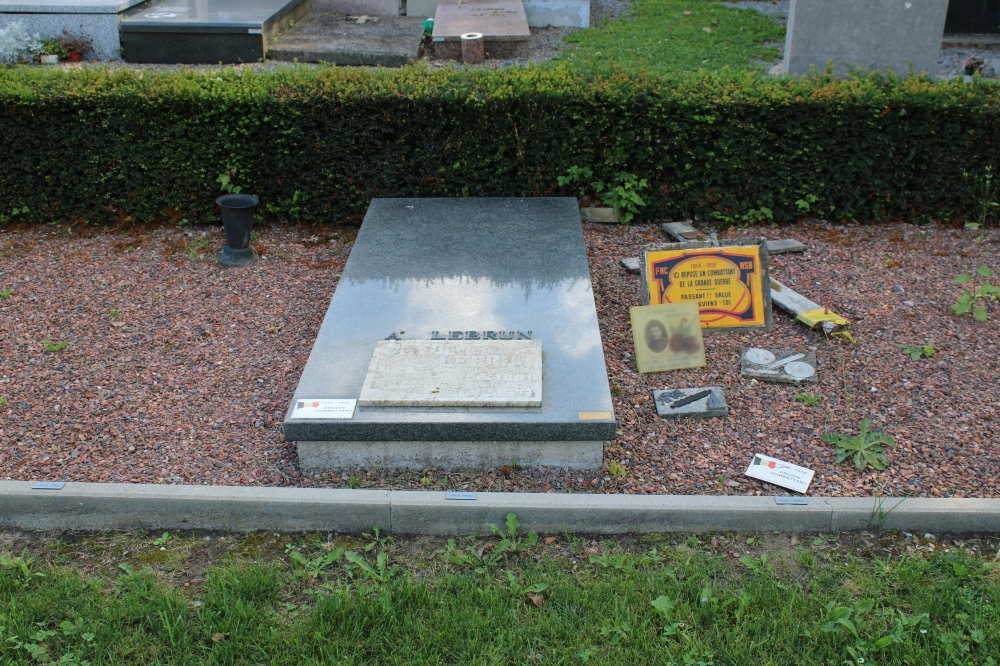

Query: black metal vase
(216, 194), (259, 267)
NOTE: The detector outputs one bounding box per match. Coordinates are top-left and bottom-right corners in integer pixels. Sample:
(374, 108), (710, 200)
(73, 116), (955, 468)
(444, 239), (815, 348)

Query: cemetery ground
(0, 219), (997, 499)
(14, 0), (995, 79)
(0, 525), (998, 664)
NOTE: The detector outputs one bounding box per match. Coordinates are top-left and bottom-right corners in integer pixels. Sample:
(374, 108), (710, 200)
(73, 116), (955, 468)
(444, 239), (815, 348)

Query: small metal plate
(653, 387), (728, 419)
(784, 361), (816, 380)
(774, 496), (808, 505)
(744, 347), (776, 365)
(740, 347), (818, 385)
(445, 492), (477, 501)
(32, 481), (66, 490)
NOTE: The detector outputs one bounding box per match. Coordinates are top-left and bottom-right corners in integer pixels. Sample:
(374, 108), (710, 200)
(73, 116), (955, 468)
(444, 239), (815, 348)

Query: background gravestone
(944, 0), (1000, 34)
(269, 12), (424, 66)
(408, 0), (590, 27)
(0, 0), (148, 60)
(431, 0), (529, 59)
(782, 0), (949, 79)
(121, 0), (311, 64)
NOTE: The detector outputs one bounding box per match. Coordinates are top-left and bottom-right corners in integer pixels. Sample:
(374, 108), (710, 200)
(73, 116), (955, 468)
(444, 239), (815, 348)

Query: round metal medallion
(744, 348), (775, 365)
(783, 361), (816, 379)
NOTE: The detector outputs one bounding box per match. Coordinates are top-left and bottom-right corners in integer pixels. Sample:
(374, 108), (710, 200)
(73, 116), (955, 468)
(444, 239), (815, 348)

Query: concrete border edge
(0, 482), (997, 535)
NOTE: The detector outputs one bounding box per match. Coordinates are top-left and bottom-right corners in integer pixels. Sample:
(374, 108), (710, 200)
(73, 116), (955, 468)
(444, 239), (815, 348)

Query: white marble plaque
(358, 340), (542, 407)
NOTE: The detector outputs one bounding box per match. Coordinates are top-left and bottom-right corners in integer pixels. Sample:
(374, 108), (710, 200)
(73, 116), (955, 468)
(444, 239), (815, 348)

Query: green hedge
(1, 64), (999, 226)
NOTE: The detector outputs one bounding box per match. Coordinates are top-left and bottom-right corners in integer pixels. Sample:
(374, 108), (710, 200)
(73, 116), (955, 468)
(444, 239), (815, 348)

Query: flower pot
(68, 50), (82, 62)
(216, 193), (259, 267)
(40, 54), (59, 64)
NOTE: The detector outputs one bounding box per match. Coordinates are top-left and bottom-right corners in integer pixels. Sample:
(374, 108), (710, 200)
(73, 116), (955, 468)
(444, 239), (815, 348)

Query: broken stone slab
(581, 207), (621, 223)
(653, 387), (728, 419)
(659, 222), (806, 255)
(620, 256), (641, 274)
(269, 12), (423, 66)
(661, 220), (709, 241)
(766, 238), (807, 254)
(740, 347), (818, 384)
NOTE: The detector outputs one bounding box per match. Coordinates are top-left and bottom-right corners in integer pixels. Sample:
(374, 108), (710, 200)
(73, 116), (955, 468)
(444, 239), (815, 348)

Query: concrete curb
(1, 482), (998, 535)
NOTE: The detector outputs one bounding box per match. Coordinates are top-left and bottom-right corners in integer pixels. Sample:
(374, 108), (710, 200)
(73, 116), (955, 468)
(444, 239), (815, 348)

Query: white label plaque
(359, 340), (542, 407)
(290, 399), (357, 419)
(744, 453), (815, 494)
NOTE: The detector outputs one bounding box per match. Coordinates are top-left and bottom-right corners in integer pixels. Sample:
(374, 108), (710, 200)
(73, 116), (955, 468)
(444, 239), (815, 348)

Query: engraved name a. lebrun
(435, 331), (532, 340)
(385, 331), (533, 340)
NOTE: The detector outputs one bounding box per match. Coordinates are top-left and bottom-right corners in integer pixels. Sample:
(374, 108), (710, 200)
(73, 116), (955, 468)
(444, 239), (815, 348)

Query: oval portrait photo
(644, 319), (669, 353)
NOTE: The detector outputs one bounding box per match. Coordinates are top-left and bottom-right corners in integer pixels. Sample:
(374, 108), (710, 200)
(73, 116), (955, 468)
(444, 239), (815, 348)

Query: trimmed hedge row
(1, 64), (999, 226)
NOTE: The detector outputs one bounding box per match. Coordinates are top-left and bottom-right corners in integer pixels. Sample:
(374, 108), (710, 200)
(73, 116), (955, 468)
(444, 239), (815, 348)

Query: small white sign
(744, 453), (814, 494)
(445, 492), (477, 501)
(290, 399), (357, 419)
(33, 481), (65, 490)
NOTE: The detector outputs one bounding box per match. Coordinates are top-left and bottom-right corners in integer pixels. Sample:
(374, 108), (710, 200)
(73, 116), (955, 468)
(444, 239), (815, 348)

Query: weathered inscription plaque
(358, 339), (543, 407)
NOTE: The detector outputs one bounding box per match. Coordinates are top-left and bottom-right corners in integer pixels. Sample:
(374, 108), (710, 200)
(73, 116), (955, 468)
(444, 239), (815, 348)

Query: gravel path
(1, 219), (997, 499)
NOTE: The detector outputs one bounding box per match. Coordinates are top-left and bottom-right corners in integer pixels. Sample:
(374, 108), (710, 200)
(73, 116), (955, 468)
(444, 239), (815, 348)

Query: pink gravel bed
(0, 219), (997, 499)
(0, 224), (351, 487)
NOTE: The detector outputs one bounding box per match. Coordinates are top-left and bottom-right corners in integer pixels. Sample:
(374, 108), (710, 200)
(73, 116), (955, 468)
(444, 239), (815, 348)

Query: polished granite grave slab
(121, 0), (310, 63)
(285, 197), (616, 470)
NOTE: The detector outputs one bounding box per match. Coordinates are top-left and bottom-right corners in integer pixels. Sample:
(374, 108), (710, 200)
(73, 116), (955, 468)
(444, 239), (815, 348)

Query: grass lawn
(1, 522), (998, 664)
(555, 0), (785, 75)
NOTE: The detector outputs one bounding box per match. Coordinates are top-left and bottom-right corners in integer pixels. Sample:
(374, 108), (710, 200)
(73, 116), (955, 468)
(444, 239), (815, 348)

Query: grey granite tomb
(120, 0), (311, 64)
(285, 197), (616, 471)
(0, 0), (148, 60)
(782, 0), (949, 79)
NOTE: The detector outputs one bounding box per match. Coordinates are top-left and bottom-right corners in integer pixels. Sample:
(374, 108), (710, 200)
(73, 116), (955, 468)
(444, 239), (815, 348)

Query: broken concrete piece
(653, 387), (728, 419)
(620, 256), (641, 274)
(740, 347), (818, 384)
(659, 222), (805, 255)
(766, 238), (807, 254)
(661, 220), (709, 241)
(581, 207), (621, 223)
(769, 278), (850, 333)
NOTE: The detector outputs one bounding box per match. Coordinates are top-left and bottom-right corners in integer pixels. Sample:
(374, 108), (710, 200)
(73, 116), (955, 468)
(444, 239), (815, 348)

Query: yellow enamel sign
(645, 245), (768, 329)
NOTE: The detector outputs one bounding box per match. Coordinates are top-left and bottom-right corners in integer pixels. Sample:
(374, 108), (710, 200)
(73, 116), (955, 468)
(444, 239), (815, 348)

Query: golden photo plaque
(629, 302), (706, 374)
